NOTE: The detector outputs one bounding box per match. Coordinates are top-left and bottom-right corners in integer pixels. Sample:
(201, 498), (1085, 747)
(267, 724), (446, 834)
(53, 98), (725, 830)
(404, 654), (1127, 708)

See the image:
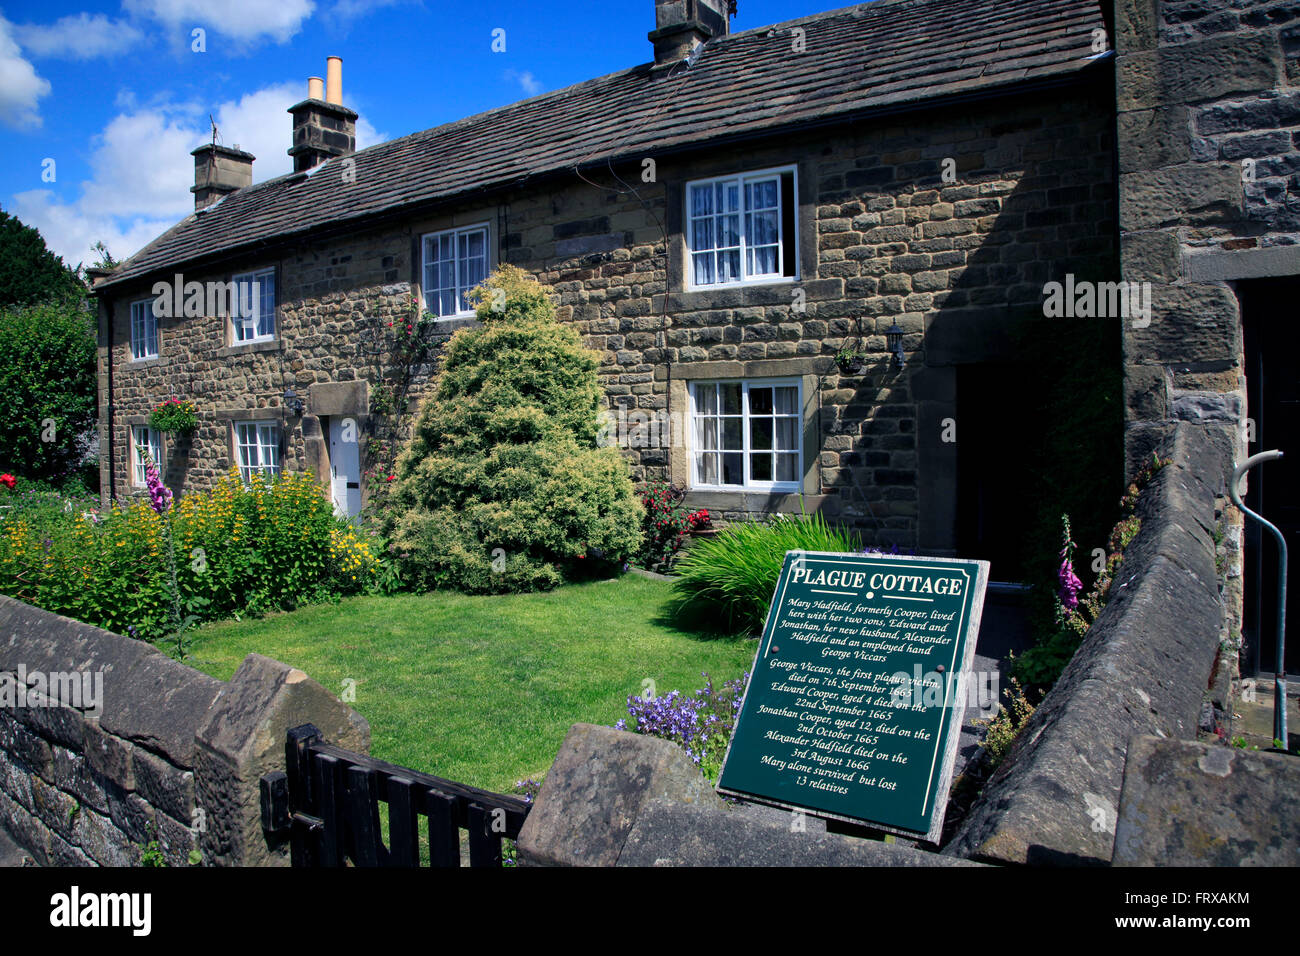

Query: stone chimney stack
(649, 0), (732, 66)
(190, 143), (254, 210)
(288, 56), (357, 172)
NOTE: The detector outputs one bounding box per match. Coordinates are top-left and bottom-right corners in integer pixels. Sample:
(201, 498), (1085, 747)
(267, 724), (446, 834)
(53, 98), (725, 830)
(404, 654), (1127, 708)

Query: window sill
(683, 490), (829, 514)
(666, 282), (802, 312)
(218, 339), (280, 358)
(428, 315), (481, 333)
(129, 355), (161, 365)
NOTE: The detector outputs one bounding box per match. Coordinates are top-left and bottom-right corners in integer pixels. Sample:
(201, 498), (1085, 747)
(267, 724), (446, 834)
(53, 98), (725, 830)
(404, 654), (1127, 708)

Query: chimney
(288, 56), (357, 172)
(649, 0), (731, 66)
(190, 143), (255, 210)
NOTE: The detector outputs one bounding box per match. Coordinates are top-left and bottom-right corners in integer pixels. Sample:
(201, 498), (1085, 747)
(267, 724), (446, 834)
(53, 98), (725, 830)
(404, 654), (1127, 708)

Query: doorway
(327, 416), (362, 519)
(955, 364), (1027, 583)
(1238, 278), (1299, 677)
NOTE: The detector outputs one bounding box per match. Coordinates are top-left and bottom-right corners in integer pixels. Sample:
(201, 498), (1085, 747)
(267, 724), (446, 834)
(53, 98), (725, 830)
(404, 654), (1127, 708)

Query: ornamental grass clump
(671, 511), (863, 635)
(382, 266), (642, 593)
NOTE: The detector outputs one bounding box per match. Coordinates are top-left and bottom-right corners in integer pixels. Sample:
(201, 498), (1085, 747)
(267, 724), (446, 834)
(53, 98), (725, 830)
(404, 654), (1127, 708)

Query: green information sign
(717, 550), (990, 842)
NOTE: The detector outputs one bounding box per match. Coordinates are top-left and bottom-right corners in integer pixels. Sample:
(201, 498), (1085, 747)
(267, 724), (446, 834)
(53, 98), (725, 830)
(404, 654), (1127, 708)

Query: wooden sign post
(717, 550), (990, 842)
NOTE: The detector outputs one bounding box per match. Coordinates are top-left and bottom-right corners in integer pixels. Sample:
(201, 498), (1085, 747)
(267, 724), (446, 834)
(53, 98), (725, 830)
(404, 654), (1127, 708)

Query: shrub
(671, 511), (863, 635)
(383, 266), (642, 593)
(0, 298), (97, 485)
(637, 482), (708, 571)
(1014, 453), (1169, 689)
(614, 671), (749, 784)
(970, 670), (1036, 772)
(0, 470), (385, 642)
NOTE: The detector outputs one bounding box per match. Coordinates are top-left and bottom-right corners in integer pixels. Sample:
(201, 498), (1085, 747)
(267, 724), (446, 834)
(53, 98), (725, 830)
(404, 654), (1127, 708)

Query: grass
(185, 574), (755, 793)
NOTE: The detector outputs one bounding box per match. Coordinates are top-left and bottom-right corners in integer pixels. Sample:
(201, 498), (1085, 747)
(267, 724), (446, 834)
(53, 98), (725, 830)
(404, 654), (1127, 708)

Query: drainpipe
(1230, 449), (1288, 745)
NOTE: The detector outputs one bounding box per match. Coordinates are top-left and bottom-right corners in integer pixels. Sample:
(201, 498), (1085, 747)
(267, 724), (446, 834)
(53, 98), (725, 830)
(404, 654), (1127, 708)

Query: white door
(328, 416), (362, 519)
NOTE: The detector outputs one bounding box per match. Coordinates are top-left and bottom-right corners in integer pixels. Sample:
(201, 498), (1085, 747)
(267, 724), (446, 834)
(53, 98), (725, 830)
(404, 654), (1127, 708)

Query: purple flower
(144, 459), (172, 516)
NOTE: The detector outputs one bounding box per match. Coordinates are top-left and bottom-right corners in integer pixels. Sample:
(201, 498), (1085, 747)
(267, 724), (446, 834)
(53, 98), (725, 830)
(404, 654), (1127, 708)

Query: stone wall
(942, 422), (1231, 865)
(1115, 0), (1300, 663)
(0, 595), (367, 866)
(99, 75), (1115, 553)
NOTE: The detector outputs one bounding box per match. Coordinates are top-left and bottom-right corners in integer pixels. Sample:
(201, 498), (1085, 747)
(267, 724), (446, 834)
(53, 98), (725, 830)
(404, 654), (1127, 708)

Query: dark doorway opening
(1238, 277), (1300, 677)
(956, 364), (1026, 583)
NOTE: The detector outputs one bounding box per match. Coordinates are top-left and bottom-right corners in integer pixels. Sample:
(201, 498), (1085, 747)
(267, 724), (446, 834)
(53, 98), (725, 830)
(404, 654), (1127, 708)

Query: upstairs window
(131, 426), (163, 486)
(234, 422), (281, 481)
(232, 267), (276, 343)
(689, 379), (802, 492)
(686, 167), (798, 289)
(130, 299), (159, 360)
(422, 224), (489, 318)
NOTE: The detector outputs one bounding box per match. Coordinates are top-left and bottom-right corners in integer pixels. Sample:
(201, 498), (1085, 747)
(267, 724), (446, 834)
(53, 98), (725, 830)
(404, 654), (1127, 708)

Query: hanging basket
(149, 398), (199, 437)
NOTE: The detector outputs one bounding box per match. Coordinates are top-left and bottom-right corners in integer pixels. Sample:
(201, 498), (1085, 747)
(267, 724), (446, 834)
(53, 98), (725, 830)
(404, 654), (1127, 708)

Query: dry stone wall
(0, 595), (368, 866)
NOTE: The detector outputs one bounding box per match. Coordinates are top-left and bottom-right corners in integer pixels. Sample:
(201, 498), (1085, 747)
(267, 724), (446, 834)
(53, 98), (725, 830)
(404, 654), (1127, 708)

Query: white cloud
(123, 0), (316, 44)
(0, 13), (51, 129)
(504, 69), (543, 97)
(329, 0), (416, 20)
(13, 13), (146, 59)
(11, 82), (388, 265)
(10, 189), (174, 270)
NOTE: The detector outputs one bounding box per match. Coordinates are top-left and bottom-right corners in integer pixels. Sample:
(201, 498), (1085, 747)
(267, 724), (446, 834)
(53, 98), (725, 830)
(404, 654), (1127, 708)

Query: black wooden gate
(259, 723), (531, 867)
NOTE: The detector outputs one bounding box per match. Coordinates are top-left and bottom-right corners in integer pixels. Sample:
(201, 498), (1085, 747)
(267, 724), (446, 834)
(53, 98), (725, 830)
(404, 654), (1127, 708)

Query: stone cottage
(92, 0), (1120, 581)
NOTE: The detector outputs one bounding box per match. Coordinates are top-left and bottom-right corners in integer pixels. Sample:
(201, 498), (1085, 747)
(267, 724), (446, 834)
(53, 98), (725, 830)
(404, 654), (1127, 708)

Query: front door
(328, 416), (362, 519)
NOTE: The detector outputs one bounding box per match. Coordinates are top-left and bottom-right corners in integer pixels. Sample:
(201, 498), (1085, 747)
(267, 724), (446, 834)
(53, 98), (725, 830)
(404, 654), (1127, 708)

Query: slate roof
(99, 0), (1107, 290)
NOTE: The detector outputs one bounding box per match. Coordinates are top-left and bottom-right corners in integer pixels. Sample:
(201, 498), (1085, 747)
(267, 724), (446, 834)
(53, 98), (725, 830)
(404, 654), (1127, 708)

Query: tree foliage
(382, 265), (643, 593)
(0, 299), (97, 485)
(0, 210), (85, 309)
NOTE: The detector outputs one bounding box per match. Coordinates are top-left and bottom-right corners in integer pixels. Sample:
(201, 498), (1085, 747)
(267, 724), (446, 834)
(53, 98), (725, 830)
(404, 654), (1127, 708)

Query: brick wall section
(100, 79), (1114, 551)
(0, 595), (367, 866)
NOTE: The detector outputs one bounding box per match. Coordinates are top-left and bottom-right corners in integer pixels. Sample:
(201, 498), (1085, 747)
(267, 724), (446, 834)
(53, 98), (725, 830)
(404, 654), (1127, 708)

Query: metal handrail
(1230, 450), (1289, 746)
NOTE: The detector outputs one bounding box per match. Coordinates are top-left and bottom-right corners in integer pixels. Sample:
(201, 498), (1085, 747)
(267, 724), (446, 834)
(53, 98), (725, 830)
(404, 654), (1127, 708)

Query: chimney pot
(288, 61), (358, 173)
(308, 76), (324, 100)
(326, 56), (343, 105)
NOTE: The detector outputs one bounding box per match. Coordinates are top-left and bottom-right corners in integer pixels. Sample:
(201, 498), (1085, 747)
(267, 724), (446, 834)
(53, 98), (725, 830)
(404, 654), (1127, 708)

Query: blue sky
(0, 0), (843, 269)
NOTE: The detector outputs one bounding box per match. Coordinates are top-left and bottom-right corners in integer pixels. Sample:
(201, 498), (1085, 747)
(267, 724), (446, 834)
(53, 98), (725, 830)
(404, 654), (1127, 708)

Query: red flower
(0, 474), (14, 490)
(386, 474), (396, 482)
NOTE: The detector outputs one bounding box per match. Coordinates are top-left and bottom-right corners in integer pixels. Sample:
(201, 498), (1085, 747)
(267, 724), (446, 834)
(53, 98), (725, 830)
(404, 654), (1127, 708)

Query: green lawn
(185, 574), (756, 792)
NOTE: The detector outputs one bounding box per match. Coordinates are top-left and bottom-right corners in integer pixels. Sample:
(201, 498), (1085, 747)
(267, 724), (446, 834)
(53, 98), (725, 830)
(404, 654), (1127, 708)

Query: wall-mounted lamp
(284, 387), (305, 417)
(885, 322), (905, 369)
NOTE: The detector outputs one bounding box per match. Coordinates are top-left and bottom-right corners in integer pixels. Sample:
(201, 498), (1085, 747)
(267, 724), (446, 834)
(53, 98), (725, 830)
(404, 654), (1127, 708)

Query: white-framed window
(689, 379), (802, 491)
(231, 267), (276, 343)
(686, 166), (798, 289)
(233, 422), (281, 481)
(131, 426), (163, 487)
(130, 299), (159, 360)
(421, 224), (489, 318)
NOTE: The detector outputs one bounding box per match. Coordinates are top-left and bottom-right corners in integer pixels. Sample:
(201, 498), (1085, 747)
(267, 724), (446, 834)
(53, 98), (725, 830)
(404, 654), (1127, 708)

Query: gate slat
(467, 802), (502, 868)
(386, 777), (420, 867)
(315, 753), (343, 867)
(345, 764), (382, 867)
(426, 790), (459, 867)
